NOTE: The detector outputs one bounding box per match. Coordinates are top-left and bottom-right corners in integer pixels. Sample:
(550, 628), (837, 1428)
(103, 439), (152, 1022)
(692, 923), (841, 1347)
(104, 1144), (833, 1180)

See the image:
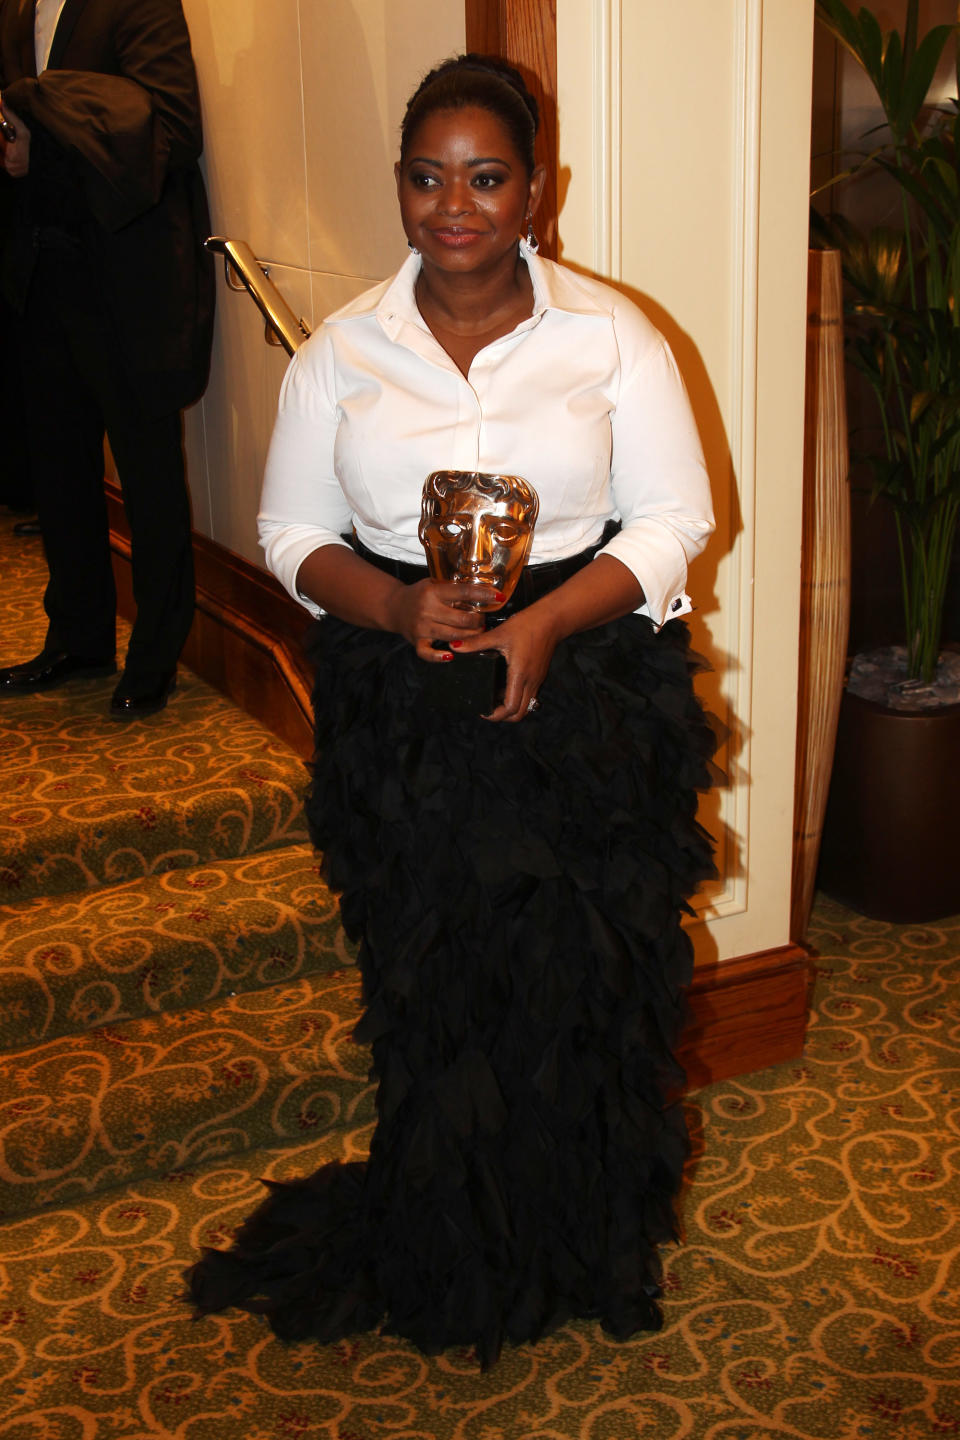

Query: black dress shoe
(12, 518), (41, 536)
(109, 671), (176, 721)
(0, 650), (117, 694)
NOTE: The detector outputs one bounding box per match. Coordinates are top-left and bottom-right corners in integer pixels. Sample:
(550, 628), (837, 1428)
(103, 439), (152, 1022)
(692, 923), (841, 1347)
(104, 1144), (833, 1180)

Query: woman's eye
(472, 173), (503, 189)
(410, 173), (439, 190)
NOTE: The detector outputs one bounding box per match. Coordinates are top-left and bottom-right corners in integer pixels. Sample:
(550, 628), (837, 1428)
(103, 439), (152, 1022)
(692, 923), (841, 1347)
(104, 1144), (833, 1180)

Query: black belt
(351, 520), (620, 621)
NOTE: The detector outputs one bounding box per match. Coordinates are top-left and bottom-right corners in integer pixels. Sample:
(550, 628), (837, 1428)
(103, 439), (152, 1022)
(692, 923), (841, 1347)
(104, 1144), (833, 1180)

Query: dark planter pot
(818, 689), (960, 922)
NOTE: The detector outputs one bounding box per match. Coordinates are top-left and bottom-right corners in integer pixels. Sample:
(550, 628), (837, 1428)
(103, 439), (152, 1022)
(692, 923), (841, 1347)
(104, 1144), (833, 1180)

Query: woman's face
(395, 105), (544, 278)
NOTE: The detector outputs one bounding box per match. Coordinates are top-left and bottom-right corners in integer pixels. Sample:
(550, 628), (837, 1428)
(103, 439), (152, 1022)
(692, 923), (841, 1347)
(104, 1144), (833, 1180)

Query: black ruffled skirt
(187, 610), (717, 1366)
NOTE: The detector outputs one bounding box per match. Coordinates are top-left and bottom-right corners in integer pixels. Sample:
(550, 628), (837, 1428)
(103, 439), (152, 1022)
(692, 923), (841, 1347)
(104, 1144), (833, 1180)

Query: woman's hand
(0, 101), (30, 178)
(293, 543), (505, 661)
(292, 547), (644, 710)
(451, 554), (647, 722)
(455, 605), (560, 722)
(384, 579), (499, 663)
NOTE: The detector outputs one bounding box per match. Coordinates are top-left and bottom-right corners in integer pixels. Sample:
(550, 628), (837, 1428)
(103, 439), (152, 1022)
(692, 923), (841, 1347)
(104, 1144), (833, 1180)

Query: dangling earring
(525, 213), (539, 254)
(407, 241), (420, 254)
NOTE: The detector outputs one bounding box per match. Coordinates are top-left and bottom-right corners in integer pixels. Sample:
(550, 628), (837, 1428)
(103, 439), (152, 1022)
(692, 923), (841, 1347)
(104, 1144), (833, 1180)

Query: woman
(188, 54), (717, 1367)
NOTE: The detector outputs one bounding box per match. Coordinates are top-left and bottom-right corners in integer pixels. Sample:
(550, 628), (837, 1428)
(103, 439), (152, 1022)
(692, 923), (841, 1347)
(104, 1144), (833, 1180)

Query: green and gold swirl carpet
(0, 512), (958, 1439)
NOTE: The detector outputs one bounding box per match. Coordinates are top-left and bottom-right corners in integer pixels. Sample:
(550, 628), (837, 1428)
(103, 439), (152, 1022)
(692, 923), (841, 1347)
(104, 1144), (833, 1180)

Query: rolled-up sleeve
(258, 332), (354, 616)
(601, 329), (714, 627)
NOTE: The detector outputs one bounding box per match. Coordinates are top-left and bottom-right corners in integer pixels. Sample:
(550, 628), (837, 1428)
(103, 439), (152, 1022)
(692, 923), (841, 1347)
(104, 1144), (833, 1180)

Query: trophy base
(419, 648), (506, 717)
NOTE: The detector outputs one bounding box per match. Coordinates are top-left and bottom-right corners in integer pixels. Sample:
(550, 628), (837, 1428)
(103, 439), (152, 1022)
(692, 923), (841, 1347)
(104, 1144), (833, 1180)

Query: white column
(558, 0), (815, 964)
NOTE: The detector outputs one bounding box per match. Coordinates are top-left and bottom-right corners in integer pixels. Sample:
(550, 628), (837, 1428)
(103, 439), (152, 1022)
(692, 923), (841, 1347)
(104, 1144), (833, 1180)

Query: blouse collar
(324, 237), (613, 337)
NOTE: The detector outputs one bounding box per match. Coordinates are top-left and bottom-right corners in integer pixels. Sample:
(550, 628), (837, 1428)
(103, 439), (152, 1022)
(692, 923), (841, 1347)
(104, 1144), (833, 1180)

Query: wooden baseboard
(680, 943), (812, 1086)
(106, 483), (314, 759)
(107, 490), (812, 1082)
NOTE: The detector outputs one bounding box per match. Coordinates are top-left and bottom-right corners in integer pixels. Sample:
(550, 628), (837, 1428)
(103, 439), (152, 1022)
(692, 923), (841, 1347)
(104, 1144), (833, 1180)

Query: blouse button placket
(453, 366), (485, 474)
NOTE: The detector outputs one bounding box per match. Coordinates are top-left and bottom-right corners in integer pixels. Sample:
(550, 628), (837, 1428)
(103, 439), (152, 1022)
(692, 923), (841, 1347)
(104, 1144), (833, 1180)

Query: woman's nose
(439, 180), (473, 216)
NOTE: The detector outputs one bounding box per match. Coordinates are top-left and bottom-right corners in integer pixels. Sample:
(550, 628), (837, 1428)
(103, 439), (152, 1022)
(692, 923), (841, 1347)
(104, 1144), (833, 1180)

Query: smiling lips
(428, 227), (486, 247)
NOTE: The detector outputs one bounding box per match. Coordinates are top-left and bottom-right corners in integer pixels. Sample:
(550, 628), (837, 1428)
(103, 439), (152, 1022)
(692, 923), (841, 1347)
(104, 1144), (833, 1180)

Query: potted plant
(813, 0), (960, 922)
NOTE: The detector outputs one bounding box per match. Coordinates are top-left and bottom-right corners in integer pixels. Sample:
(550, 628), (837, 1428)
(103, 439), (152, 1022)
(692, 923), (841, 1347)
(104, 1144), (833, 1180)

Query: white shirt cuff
(600, 519), (705, 627)
(259, 523), (352, 617)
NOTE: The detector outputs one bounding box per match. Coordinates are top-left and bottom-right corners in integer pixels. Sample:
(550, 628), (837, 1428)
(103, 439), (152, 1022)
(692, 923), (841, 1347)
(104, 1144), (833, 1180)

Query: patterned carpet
(0, 511), (958, 1438)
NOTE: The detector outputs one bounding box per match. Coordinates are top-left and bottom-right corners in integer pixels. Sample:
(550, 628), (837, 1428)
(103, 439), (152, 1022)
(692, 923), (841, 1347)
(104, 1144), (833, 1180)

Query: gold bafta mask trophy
(419, 470), (539, 609)
(418, 470), (539, 713)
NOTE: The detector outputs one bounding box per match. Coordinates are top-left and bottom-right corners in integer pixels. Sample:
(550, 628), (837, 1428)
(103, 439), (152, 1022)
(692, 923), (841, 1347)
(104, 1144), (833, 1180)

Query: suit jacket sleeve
(2, 0), (202, 230)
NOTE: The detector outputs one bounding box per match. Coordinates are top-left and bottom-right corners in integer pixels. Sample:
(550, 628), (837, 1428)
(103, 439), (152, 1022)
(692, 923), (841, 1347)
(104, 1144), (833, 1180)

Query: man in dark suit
(0, 0), (214, 717)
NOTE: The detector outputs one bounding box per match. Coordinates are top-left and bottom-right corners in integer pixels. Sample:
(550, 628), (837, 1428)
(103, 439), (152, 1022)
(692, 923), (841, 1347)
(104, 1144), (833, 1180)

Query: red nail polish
(450, 639), (463, 648)
(494, 591), (506, 601)
(441, 652), (453, 662)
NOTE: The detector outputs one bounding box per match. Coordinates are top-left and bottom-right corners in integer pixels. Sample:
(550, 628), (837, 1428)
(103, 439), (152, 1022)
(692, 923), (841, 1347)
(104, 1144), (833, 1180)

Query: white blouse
(259, 240), (714, 628)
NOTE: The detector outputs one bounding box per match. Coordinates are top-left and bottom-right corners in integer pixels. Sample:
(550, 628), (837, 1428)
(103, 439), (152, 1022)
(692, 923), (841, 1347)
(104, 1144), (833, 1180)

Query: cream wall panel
(182, 0), (464, 561)
(182, 0), (310, 271)
(183, 401), (211, 540)
(750, 0), (817, 947)
(310, 269), (377, 330)
(557, 0), (814, 964)
(301, 0), (466, 282)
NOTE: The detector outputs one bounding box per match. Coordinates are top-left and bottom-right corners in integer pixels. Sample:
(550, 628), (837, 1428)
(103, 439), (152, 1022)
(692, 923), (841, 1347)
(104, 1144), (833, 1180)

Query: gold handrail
(205, 236), (312, 356)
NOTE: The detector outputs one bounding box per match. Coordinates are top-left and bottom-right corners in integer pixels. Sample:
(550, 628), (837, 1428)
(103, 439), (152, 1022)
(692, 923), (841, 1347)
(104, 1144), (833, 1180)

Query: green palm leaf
(814, 0), (960, 681)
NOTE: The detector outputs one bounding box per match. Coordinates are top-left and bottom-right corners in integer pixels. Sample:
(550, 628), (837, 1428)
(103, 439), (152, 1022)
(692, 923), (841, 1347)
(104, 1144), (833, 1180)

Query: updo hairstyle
(400, 54), (540, 176)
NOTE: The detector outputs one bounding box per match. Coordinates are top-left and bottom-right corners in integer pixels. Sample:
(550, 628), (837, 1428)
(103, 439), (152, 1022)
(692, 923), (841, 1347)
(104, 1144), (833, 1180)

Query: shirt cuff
(258, 524), (352, 617)
(599, 520), (697, 628)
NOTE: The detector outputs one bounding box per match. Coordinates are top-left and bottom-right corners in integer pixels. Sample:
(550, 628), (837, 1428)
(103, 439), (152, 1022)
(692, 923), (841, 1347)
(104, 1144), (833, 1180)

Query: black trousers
(19, 237), (194, 684)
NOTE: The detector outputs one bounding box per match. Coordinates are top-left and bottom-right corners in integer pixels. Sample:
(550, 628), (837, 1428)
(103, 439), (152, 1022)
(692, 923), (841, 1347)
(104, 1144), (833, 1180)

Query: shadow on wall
(553, 234), (743, 939)
(553, 129), (742, 922)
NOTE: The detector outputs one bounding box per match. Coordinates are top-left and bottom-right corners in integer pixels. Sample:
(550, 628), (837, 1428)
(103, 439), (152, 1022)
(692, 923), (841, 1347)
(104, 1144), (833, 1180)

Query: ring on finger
(527, 696), (541, 713)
